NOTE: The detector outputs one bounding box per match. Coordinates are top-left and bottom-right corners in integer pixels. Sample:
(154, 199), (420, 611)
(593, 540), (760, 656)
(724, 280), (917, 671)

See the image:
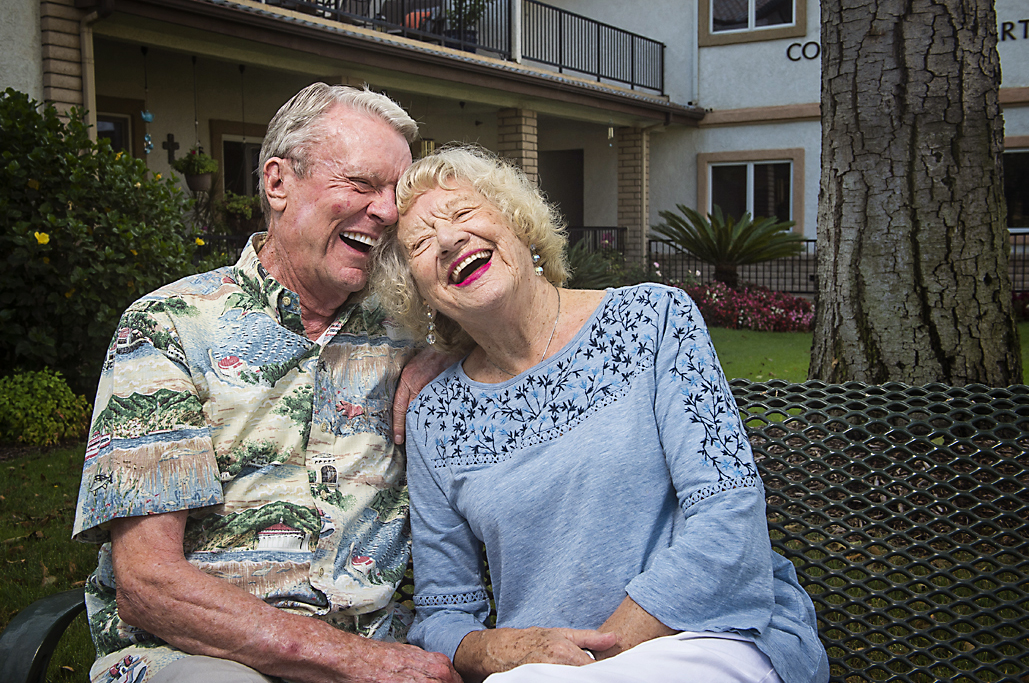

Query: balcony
(265, 0), (665, 94)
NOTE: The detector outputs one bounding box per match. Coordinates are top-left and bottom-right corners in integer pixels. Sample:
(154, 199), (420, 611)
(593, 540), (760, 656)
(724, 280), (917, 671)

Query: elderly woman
(372, 146), (828, 683)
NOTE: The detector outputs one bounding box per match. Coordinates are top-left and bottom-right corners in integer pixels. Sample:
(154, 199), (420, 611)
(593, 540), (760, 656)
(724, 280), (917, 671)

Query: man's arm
(392, 348), (458, 444)
(111, 511), (461, 683)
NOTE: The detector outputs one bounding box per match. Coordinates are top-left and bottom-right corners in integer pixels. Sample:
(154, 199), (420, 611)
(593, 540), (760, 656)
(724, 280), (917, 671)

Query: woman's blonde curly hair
(371, 144), (569, 356)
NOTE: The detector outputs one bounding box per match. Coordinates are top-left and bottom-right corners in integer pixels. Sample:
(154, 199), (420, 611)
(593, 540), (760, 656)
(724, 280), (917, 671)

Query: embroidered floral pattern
(412, 285), (754, 502)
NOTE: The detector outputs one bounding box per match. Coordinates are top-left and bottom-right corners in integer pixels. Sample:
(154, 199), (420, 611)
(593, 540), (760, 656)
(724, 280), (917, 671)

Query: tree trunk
(811, 0), (1022, 386)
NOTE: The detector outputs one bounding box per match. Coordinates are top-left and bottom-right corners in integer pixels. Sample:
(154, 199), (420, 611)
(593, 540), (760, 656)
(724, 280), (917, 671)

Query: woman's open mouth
(450, 250), (493, 286)
(341, 231), (376, 253)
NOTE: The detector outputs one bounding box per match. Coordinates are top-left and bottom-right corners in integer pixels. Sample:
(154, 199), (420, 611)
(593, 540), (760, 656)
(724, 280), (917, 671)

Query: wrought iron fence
(649, 231), (1029, 295)
(195, 234), (250, 266)
(650, 239), (818, 294)
(567, 226), (626, 253)
(259, 0), (664, 93)
(522, 0), (663, 92)
(1012, 229), (1029, 294)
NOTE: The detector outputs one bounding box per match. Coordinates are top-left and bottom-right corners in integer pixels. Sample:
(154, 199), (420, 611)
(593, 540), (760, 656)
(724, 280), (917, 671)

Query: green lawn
(710, 321), (1029, 384)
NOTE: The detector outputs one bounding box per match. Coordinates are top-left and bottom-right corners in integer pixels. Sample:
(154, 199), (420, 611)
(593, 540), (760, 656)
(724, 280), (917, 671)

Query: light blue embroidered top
(405, 284), (828, 683)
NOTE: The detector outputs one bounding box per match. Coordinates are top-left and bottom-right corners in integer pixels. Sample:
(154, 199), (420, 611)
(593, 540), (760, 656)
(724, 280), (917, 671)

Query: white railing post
(510, 0), (522, 63)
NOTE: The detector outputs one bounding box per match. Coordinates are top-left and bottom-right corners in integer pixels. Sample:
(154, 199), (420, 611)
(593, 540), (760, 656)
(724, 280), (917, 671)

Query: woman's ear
(263, 158), (289, 213)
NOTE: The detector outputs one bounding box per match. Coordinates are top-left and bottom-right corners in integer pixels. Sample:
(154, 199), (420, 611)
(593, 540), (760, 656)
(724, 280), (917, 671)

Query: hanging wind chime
(183, 56), (215, 194)
(141, 46), (154, 160)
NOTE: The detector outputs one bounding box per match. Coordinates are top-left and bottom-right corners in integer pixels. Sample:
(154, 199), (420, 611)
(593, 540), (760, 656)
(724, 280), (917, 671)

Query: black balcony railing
(567, 226), (626, 253)
(260, 0), (664, 94)
(522, 0), (663, 92)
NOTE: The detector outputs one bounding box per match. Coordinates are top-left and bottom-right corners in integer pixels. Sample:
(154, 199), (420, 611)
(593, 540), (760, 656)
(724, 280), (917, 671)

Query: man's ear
(263, 158), (289, 213)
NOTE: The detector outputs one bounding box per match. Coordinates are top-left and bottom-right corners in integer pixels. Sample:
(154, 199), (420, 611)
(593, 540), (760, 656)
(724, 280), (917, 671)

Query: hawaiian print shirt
(72, 234), (417, 683)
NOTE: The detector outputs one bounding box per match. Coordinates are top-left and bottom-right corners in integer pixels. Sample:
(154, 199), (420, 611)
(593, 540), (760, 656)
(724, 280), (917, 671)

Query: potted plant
(215, 191), (265, 236)
(444, 0), (492, 49)
(172, 145), (219, 193)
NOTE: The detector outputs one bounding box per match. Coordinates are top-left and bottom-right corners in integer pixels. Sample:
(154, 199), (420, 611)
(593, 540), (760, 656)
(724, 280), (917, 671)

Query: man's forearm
(111, 512), (459, 683)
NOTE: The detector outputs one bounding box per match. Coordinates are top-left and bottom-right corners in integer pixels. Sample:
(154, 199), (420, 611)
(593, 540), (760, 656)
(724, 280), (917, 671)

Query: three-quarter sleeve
(406, 419), (491, 659)
(624, 289), (778, 635)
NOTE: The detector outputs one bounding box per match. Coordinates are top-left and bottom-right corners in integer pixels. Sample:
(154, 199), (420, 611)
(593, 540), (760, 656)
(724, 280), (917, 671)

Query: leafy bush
(565, 241), (623, 289)
(652, 204), (803, 289)
(685, 281), (814, 332)
(0, 369), (92, 446)
(0, 88), (200, 395)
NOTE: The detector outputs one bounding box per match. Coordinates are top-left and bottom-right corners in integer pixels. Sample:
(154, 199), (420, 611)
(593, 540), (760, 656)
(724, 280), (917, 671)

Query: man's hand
(453, 627), (617, 683)
(393, 348), (458, 443)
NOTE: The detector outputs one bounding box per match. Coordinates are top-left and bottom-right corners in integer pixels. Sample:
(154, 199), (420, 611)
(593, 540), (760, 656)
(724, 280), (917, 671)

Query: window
(711, 161), (791, 222)
(712, 0), (793, 33)
(97, 114), (131, 154)
(223, 138), (263, 196)
(697, 149), (805, 232)
(1004, 150), (1029, 228)
(699, 0), (805, 47)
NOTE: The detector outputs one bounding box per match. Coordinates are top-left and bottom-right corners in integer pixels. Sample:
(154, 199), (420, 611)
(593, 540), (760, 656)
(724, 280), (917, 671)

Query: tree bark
(811, 0), (1022, 386)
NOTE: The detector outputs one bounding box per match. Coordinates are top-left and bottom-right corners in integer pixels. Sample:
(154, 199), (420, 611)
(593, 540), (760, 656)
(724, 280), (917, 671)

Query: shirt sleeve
(405, 403), (491, 660)
(72, 298), (222, 544)
(624, 287), (777, 635)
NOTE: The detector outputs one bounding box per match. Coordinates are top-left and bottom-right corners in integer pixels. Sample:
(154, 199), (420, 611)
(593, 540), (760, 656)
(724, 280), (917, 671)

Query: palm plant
(651, 204), (803, 289)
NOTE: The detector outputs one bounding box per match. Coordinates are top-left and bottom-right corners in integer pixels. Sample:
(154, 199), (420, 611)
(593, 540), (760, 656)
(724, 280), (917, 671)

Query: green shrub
(0, 369), (92, 446)
(652, 204), (803, 289)
(0, 88), (201, 395)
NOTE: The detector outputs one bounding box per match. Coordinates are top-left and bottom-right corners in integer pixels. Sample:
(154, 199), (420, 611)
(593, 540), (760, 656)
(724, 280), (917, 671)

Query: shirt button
(282, 296), (291, 306)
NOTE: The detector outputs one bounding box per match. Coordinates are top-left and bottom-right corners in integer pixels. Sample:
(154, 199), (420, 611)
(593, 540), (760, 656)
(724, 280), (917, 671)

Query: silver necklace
(485, 288), (561, 377)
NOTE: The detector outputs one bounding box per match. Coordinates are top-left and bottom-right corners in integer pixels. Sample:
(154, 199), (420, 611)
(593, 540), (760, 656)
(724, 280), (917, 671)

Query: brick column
(497, 108), (538, 186)
(41, 0), (88, 117)
(617, 127), (650, 267)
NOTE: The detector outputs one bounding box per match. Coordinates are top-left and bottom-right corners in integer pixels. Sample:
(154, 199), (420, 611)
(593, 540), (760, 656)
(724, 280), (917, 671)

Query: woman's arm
(593, 597), (677, 660)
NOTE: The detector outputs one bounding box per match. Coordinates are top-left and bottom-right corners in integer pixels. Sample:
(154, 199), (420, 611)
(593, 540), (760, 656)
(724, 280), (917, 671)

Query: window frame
(699, 0), (807, 47)
(697, 149), (805, 233)
(1003, 136), (1029, 229)
(210, 119), (269, 200)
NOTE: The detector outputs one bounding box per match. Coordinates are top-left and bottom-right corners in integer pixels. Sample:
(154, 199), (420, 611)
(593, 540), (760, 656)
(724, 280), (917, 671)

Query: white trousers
(484, 632), (782, 683)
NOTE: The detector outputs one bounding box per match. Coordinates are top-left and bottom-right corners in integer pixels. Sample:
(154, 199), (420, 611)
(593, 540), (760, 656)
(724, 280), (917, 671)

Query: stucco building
(3, 0), (1027, 259)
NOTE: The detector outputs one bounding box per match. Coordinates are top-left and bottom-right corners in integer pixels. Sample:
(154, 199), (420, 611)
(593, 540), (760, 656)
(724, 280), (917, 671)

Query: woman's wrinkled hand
(454, 627), (617, 683)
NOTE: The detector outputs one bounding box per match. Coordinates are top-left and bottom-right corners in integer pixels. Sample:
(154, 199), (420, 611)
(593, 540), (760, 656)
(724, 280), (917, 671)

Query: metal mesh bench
(4, 380), (1028, 683)
(732, 380), (1029, 682)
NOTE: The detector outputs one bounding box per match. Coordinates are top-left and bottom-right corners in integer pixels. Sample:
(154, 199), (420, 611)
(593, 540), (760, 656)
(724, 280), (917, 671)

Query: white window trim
(697, 149), (805, 233)
(699, 0), (807, 47)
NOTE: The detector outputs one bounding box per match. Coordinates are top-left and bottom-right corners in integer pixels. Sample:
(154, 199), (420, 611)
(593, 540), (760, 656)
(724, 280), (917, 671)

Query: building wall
(1, 0), (44, 99)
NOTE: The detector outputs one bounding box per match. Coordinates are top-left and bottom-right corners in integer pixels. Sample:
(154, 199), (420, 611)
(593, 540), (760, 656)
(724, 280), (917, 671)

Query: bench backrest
(733, 380), (1029, 683)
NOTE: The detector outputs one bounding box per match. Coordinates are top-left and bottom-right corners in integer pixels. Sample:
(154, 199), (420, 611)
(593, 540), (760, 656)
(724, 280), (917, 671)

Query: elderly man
(73, 83), (460, 683)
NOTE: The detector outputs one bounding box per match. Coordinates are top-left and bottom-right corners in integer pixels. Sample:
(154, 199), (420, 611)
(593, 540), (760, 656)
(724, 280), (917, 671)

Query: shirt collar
(231, 233), (358, 338)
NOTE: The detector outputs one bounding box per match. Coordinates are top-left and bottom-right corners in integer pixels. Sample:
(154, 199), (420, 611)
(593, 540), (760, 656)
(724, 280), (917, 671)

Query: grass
(2, 322), (1027, 681)
(710, 321), (1029, 385)
(1, 444), (96, 682)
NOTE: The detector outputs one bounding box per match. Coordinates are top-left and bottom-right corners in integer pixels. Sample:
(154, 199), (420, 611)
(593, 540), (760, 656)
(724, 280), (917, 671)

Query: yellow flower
(134, 182), (141, 188)
(130, 249), (138, 256)
(27, 179), (40, 190)
(65, 288), (75, 298)
(195, 237), (206, 246)
(115, 151), (123, 160)
(42, 257), (50, 264)
(155, 173), (161, 180)
(34, 231), (49, 245)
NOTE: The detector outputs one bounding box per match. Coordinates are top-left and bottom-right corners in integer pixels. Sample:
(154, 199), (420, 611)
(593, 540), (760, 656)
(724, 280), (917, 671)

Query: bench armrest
(0, 588), (87, 683)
